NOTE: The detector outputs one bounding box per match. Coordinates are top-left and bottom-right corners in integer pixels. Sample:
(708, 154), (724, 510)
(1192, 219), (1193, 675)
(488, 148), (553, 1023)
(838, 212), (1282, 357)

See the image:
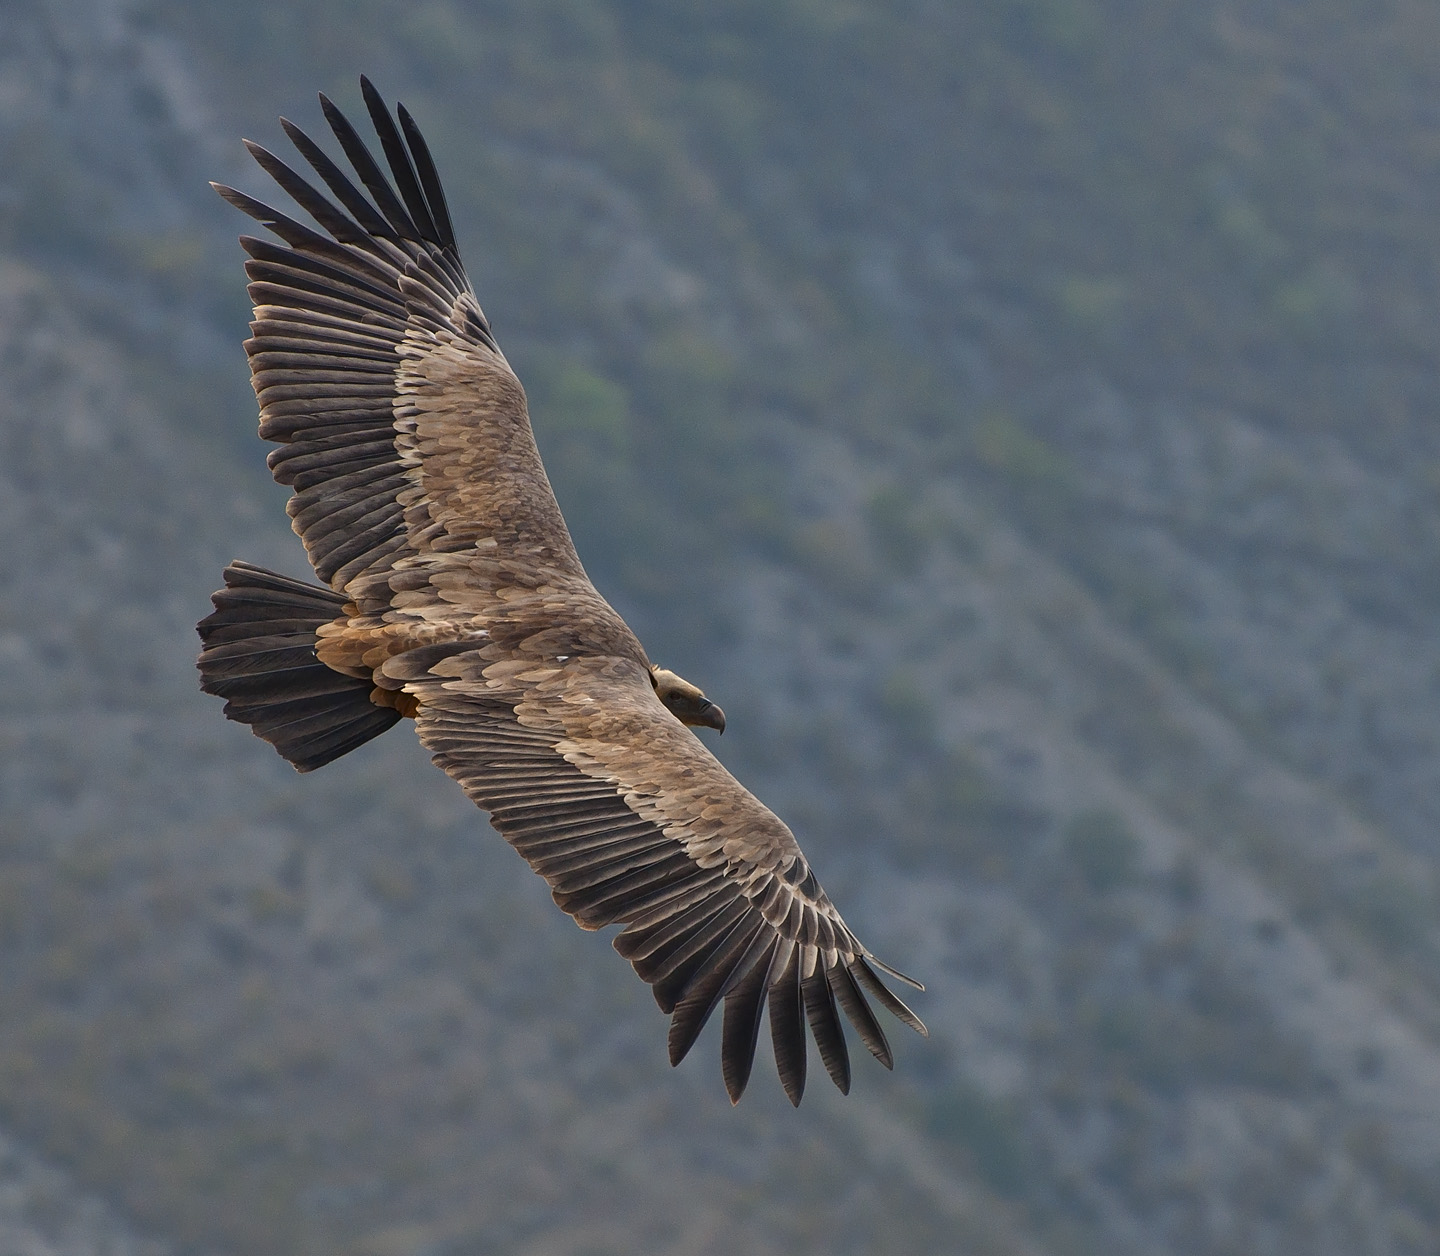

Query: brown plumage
(196, 77), (926, 1105)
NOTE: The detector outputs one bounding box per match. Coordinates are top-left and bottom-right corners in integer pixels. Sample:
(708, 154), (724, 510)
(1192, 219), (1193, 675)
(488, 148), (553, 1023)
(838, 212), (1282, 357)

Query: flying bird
(197, 78), (925, 1105)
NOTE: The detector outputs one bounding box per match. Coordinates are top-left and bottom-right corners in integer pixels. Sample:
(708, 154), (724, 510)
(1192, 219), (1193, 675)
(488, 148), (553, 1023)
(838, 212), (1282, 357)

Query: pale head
(649, 666), (726, 733)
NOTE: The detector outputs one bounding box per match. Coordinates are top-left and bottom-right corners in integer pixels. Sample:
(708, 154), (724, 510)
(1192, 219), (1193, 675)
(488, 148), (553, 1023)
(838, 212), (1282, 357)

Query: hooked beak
(696, 699), (726, 734)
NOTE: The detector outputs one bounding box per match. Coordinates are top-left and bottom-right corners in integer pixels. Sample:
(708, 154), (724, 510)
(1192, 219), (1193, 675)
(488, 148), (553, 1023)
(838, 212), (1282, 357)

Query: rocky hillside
(3, 1), (1440, 1253)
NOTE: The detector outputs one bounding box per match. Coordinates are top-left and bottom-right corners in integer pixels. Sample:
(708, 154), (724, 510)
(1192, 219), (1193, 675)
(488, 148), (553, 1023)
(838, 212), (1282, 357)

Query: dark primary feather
(803, 970), (851, 1094)
(851, 957), (928, 1036)
(767, 945), (808, 1106)
(720, 944), (776, 1103)
(828, 963), (893, 1069)
(397, 102), (457, 253)
(360, 76), (441, 248)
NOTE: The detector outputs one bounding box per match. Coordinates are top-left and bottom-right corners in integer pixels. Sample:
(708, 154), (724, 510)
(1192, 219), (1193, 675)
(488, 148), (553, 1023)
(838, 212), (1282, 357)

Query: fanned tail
(197, 560), (400, 771)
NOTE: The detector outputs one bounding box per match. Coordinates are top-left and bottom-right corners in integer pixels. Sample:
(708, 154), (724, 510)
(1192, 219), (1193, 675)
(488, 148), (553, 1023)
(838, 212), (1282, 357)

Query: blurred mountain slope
(3, 1), (1440, 1253)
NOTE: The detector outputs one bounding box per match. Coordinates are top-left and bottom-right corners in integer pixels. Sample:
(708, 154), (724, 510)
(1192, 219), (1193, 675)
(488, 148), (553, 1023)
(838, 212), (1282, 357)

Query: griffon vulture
(197, 78), (925, 1105)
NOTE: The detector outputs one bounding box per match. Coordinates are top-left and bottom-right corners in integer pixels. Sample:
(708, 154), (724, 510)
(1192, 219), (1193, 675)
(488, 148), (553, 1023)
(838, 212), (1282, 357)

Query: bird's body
(198, 78), (924, 1105)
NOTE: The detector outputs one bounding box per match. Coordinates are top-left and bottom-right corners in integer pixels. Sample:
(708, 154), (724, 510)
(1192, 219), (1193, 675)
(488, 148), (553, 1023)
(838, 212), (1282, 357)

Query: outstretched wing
(381, 644), (928, 1105)
(215, 77), (583, 603)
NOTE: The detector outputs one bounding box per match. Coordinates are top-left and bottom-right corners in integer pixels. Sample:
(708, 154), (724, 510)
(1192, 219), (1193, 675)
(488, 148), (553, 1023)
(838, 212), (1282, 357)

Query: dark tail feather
(197, 560), (400, 772)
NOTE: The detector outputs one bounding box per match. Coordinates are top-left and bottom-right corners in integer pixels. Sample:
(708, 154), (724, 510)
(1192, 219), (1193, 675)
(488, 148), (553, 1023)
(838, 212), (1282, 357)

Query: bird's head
(650, 666), (726, 734)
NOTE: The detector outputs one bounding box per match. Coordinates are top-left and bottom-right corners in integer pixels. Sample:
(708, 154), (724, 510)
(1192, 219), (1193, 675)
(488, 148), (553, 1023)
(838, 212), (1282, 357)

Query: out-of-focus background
(3, 1), (1440, 1252)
